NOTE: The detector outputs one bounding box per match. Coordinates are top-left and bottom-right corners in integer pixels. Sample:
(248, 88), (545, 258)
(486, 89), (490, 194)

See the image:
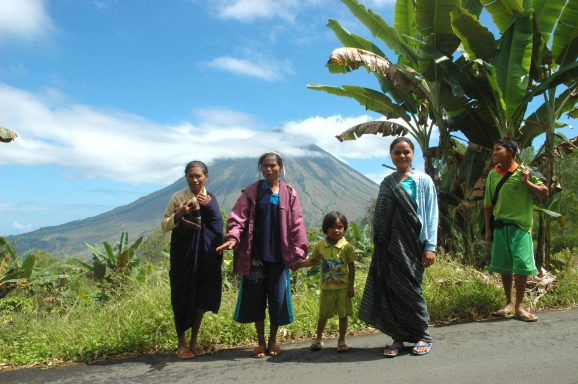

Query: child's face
(326, 218), (345, 242)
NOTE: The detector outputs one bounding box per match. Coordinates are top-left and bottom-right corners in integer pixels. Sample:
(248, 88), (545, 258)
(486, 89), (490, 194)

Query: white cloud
(12, 221), (34, 231)
(214, 0), (300, 22)
(203, 54), (293, 82)
(0, 84), (413, 186)
(0, 0), (54, 41)
(280, 115), (398, 161)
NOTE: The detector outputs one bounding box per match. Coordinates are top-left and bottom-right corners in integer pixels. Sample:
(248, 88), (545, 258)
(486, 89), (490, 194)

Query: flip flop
(176, 348), (195, 360)
(190, 345), (206, 356)
(412, 342), (432, 356)
(492, 307), (514, 317)
(310, 340), (323, 351)
(252, 345), (266, 358)
(383, 342), (403, 358)
(337, 341), (348, 353)
(514, 312), (538, 322)
(267, 343), (281, 357)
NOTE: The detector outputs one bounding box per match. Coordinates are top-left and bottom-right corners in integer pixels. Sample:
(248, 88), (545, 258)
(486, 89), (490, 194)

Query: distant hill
(8, 145), (379, 257)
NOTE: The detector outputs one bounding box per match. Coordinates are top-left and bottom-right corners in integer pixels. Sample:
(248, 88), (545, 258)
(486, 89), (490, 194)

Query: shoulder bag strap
(492, 171), (514, 207)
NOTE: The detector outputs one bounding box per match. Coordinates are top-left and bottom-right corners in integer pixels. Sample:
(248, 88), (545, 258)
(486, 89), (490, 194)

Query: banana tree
(308, 0), (577, 262)
(0, 237), (35, 299)
(75, 232), (144, 282)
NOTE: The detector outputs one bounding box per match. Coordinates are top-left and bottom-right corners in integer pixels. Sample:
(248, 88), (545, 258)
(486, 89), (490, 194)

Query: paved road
(2, 309), (578, 384)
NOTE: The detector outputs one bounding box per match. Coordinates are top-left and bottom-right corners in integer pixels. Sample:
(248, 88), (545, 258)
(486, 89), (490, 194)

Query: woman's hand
(422, 250), (436, 268)
(216, 240), (237, 253)
(197, 193), (211, 206)
(174, 201), (190, 222)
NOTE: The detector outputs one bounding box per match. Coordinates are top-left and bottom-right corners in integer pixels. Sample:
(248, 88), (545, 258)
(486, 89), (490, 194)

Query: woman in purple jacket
(217, 152), (308, 358)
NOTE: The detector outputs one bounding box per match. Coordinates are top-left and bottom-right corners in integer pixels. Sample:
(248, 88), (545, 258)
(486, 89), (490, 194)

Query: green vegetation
(1, 225), (576, 368)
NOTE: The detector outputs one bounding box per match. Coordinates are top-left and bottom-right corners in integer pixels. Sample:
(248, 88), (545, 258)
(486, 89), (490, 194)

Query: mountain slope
(8, 146), (379, 256)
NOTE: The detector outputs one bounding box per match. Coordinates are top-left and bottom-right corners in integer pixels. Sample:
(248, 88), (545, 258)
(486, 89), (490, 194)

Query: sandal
(176, 347), (195, 360)
(492, 305), (514, 318)
(383, 341), (403, 358)
(412, 341), (432, 356)
(514, 311), (538, 322)
(252, 345), (266, 358)
(190, 345), (206, 356)
(267, 343), (281, 357)
(310, 340), (323, 351)
(337, 341), (348, 353)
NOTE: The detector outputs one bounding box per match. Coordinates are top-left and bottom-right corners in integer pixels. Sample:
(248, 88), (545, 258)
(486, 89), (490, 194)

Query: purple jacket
(225, 180), (308, 276)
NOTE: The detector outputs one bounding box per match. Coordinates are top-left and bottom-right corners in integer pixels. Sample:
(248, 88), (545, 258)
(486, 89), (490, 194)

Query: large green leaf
(518, 87), (578, 146)
(451, 6), (496, 61)
(458, 146), (488, 189)
(340, 0), (418, 64)
(416, 0), (461, 56)
(532, 0), (566, 44)
(480, 0), (525, 33)
(552, 0), (578, 66)
(307, 84), (411, 121)
(336, 120), (410, 142)
(394, 0), (417, 45)
(327, 19), (386, 57)
(462, 0), (484, 16)
(492, 11), (533, 121)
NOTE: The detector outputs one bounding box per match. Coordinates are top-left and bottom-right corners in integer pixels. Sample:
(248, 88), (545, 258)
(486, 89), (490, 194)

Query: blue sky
(1, 0), (408, 236)
(0, 0), (573, 236)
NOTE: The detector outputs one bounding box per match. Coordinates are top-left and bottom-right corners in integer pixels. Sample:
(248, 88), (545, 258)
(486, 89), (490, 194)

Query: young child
(295, 211), (356, 352)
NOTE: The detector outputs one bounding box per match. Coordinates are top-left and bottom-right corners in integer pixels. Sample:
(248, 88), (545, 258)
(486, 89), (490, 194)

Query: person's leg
(252, 320), (267, 358)
(310, 318), (326, 350)
(498, 274), (515, 314)
(268, 323), (279, 348)
(337, 317), (348, 352)
(511, 227), (538, 321)
(189, 312), (205, 354)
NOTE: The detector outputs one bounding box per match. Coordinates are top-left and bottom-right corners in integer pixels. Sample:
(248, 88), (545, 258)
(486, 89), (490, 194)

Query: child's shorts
(490, 224), (538, 275)
(234, 261), (293, 326)
(319, 288), (352, 320)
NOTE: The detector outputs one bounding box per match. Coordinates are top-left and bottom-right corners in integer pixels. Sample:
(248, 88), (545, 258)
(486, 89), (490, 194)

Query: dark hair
(390, 136), (414, 152)
(184, 160), (208, 176)
(495, 139), (519, 157)
(258, 152), (284, 170)
(322, 211), (348, 234)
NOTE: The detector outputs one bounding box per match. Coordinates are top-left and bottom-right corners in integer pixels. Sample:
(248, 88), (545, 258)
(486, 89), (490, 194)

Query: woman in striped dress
(359, 137), (438, 358)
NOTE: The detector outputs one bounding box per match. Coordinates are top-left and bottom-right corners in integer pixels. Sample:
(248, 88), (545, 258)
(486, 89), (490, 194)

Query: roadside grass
(1, 251), (576, 368)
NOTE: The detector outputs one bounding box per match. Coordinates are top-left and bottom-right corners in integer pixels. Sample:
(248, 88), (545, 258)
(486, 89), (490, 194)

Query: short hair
(322, 211), (348, 234)
(390, 137), (414, 152)
(495, 139), (519, 157)
(184, 160), (208, 176)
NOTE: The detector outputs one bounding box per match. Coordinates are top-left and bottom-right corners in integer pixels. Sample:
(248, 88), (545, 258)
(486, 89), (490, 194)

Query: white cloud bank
(0, 84), (394, 184)
(0, 0), (53, 41)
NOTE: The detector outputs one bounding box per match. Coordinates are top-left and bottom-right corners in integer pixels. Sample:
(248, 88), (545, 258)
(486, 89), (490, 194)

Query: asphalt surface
(2, 309), (577, 384)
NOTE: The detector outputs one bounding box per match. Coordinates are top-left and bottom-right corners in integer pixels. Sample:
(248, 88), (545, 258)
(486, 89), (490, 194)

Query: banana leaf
(533, 0), (566, 44)
(551, 0), (578, 67)
(340, 0), (418, 64)
(480, 0), (525, 33)
(416, 0), (461, 56)
(327, 19), (386, 57)
(451, 6), (496, 61)
(336, 120), (409, 142)
(307, 84), (411, 121)
(491, 11), (533, 121)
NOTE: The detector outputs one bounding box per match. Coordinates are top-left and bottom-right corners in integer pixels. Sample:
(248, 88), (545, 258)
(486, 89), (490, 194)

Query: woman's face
(492, 144), (512, 165)
(186, 166), (207, 195)
(391, 141), (414, 171)
(260, 155), (281, 183)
